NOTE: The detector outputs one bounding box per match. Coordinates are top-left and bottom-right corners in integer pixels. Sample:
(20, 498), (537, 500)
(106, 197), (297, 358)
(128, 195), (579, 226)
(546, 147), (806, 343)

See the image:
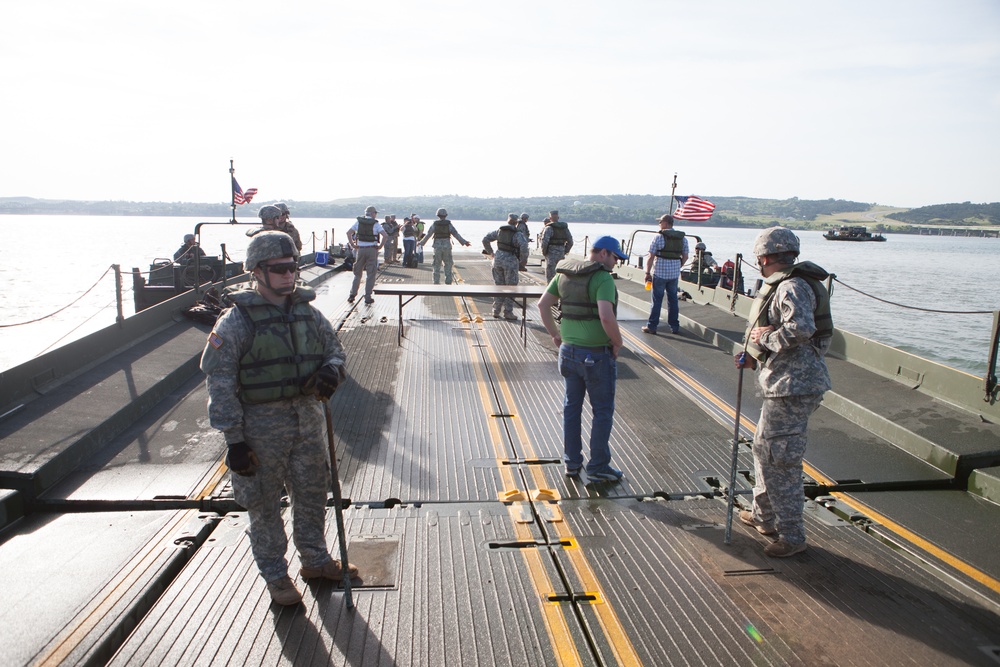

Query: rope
(0, 266), (114, 328)
(832, 277), (995, 315)
(736, 256), (994, 316)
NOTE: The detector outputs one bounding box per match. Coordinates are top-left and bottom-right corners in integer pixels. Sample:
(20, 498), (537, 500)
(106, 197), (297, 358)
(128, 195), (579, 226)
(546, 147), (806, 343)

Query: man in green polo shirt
(537, 236), (626, 482)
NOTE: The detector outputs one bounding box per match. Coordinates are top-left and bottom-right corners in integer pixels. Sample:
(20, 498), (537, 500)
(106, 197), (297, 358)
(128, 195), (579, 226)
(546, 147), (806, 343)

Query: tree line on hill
(1, 195), (996, 228)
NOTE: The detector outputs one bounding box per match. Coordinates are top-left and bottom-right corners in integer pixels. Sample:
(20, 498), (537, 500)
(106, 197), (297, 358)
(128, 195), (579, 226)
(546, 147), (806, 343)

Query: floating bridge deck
(1, 252), (999, 666)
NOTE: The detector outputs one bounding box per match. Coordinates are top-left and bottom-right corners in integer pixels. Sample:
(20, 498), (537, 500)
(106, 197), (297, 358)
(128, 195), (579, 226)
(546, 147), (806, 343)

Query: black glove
(226, 442), (259, 476)
(311, 364), (342, 400)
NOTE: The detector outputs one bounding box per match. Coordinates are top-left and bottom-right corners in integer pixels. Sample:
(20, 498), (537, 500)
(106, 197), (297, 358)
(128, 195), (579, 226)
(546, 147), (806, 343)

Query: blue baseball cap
(592, 236), (628, 260)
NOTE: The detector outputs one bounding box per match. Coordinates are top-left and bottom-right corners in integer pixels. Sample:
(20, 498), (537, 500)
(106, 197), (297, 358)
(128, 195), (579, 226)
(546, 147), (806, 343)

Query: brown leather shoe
(764, 539), (807, 558)
(739, 510), (777, 536)
(300, 559), (360, 581)
(266, 576), (303, 606)
(641, 326), (656, 334)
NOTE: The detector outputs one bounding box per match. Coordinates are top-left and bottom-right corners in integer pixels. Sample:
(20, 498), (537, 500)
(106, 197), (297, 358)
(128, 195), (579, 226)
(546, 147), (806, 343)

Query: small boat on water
(824, 225), (887, 242)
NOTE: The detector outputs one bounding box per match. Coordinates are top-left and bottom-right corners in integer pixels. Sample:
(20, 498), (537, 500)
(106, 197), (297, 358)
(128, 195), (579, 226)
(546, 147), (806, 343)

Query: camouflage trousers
(491, 251), (520, 315)
(544, 246), (568, 283)
(431, 242), (456, 284)
(231, 397), (333, 583)
(750, 394), (823, 545)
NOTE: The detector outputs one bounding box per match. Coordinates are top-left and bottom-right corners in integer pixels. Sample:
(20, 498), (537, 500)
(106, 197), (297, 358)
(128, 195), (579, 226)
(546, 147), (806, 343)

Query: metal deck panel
(336, 322), (519, 504)
(554, 497), (1000, 666)
(0, 323), (207, 494)
(109, 504), (600, 667)
(619, 318), (952, 487)
(837, 489), (1000, 587)
(0, 509), (213, 667)
(39, 374), (226, 502)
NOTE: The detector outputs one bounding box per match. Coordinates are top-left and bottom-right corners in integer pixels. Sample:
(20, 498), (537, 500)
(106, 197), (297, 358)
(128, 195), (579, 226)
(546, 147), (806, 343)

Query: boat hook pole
(725, 343), (750, 545)
(321, 398), (354, 609)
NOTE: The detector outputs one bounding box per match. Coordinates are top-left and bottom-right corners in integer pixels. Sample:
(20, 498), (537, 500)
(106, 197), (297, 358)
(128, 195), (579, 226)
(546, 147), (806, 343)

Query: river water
(1, 215), (997, 377)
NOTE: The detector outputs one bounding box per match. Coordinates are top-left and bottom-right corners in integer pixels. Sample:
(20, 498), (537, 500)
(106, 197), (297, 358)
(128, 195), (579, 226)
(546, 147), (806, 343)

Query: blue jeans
(646, 276), (679, 333)
(403, 239), (415, 266)
(559, 344), (617, 474)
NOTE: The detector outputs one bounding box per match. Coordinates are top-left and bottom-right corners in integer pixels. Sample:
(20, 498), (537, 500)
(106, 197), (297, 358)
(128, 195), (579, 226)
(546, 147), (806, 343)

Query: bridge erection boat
(824, 225), (887, 242)
(1, 233), (999, 665)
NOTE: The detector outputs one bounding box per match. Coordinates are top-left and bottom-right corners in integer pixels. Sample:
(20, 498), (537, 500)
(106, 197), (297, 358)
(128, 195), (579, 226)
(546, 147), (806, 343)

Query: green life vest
(497, 225), (519, 256)
(433, 219), (452, 240)
(655, 229), (686, 260)
(547, 221), (570, 246)
(556, 258), (617, 321)
(744, 261), (834, 364)
(232, 288), (325, 404)
(356, 217), (378, 243)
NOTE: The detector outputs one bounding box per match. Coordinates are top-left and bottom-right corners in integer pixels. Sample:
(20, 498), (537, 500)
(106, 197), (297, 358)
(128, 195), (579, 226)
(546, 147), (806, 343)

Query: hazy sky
(3, 1), (998, 208)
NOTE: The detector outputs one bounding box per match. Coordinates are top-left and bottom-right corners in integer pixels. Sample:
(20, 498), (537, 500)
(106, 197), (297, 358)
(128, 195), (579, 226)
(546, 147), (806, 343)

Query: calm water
(1, 215), (998, 377)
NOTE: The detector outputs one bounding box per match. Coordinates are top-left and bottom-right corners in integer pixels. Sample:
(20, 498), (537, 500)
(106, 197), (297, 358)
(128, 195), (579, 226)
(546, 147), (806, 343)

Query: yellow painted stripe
(451, 298), (582, 665)
(507, 506), (584, 667)
(466, 296), (642, 666)
(36, 510), (198, 666)
(623, 327), (1000, 597)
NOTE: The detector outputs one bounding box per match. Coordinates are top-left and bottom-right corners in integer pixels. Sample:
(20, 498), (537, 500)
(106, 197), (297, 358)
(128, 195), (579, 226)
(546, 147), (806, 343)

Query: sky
(2, 1), (998, 209)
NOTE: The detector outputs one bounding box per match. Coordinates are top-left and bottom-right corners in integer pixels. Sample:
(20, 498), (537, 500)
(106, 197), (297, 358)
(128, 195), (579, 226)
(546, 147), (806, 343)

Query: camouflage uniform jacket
(749, 276), (831, 398)
(200, 285), (347, 444)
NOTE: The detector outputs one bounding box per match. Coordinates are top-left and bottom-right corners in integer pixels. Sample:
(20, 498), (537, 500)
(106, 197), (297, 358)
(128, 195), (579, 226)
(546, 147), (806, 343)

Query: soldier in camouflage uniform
(735, 227), (833, 558)
(200, 231), (358, 605)
(419, 207), (472, 284)
(483, 216), (529, 319)
(540, 210), (574, 283)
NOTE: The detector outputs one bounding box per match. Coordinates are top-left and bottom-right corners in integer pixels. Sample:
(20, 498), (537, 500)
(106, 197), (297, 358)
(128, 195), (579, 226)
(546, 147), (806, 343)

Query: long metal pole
(322, 400), (354, 609)
(668, 173), (678, 214)
(724, 353), (746, 545)
(229, 159), (237, 223)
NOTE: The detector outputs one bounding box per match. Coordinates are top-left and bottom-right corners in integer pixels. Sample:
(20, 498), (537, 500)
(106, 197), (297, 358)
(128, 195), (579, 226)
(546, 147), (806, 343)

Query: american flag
(673, 195), (716, 222)
(233, 178), (258, 205)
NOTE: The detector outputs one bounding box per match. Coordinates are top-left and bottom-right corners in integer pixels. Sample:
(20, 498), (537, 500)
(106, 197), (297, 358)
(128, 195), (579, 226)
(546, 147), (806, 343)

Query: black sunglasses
(264, 262), (298, 275)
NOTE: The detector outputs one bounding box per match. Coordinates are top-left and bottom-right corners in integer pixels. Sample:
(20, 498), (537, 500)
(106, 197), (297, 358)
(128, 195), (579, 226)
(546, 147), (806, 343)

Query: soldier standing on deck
(200, 231), (358, 606)
(540, 210), (573, 283)
(420, 207), (471, 284)
(516, 212), (530, 252)
(273, 202), (303, 252)
(346, 205), (386, 305)
(735, 227), (833, 558)
(483, 215), (529, 320)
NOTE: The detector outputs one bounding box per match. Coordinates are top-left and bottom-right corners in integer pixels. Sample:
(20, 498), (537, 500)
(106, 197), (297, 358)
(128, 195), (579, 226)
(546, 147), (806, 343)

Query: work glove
(226, 442), (259, 476)
(306, 363), (343, 400)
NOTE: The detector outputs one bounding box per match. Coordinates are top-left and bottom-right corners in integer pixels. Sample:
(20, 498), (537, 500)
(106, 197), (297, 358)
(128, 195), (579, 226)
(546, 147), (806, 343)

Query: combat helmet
(753, 227), (800, 258)
(258, 205), (281, 221)
(273, 202), (290, 215)
(245, 231), (299, 272)
(436, 207), (448, 217)
(695, 242), (707, 251)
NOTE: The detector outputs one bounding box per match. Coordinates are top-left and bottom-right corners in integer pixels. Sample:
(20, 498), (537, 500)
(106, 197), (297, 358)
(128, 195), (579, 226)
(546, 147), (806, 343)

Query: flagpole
(229, 159), (237, 223)
(669, 173), (678, 214)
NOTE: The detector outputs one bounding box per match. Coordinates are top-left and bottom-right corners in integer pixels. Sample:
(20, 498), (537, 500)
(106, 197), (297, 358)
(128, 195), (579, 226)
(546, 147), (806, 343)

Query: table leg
(398, 294), (403, 346)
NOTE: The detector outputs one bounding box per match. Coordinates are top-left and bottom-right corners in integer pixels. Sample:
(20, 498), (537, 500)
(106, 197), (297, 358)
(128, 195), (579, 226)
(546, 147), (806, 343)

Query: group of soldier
(197, 196), (832, 605)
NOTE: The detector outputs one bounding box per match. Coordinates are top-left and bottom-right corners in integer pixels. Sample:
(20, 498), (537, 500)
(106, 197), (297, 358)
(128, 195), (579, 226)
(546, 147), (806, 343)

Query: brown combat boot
(266, 576), (303, 606)
(300, 559), (360, 582)
(764, 539), (807, 558)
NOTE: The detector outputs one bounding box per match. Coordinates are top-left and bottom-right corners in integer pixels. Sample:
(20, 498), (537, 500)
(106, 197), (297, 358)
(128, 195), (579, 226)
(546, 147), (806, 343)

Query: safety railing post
(113, 264), (125, 326)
